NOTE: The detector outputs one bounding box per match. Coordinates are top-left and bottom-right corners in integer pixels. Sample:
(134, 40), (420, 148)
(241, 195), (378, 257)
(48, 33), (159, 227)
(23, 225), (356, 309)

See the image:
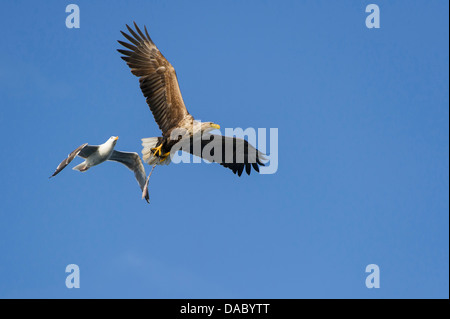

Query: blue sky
(0, 1), (448, 298)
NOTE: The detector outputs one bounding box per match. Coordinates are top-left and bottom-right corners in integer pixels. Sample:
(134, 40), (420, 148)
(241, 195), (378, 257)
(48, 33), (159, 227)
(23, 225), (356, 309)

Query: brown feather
(118, 24), (192, 135)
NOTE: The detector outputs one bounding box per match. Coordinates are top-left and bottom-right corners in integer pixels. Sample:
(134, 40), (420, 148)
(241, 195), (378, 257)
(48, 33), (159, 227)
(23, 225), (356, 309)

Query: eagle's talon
(151, 145), (163, 157)
(159, 152), (170, 162)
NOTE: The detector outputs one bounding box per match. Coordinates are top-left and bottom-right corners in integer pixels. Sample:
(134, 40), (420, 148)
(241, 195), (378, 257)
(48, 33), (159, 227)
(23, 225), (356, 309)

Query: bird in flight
(50, 136), (150, 203)
(118, 23), (266, 179)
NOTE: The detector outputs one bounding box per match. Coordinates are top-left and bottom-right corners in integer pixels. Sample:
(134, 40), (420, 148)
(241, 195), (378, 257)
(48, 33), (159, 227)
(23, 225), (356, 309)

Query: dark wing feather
(186, 134), (266, 176)
(78, 145), (99, 158)
(118, 23), (190, 136)
(50, 143), (89, 178)
(108, 150), (149, 203)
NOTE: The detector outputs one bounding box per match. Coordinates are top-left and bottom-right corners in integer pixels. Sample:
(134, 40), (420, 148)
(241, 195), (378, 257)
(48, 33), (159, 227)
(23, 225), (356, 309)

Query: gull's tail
(72, 162), (89, 172)
(141, 137), (171, 166)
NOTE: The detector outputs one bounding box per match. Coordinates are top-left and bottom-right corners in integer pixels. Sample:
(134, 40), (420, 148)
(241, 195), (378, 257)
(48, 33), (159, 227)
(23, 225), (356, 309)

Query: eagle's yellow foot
(159, 152), (170, 162)
(151, 144), (163, 157)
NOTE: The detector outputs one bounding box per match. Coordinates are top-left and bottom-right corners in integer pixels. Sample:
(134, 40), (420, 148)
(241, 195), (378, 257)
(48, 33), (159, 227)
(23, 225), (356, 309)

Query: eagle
(118, 23), (266, 177)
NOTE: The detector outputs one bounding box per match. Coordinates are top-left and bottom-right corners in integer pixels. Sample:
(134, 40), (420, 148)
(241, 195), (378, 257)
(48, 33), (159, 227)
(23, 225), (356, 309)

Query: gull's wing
(78, 145), (99, 158)
(108, 150), (149, 203)
(50, 143), (89, 178)
(186, 134), (266, 177)
(118, 23), (191, 136)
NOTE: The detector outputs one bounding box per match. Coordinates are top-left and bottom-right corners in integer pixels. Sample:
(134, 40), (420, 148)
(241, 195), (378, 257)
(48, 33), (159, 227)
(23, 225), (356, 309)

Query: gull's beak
(210, 123), (221, 130)
(114, 136), (119, 141)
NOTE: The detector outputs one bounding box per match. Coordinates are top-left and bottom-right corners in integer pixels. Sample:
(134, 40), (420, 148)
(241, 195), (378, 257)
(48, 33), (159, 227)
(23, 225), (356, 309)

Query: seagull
(50, 136), (150, 203)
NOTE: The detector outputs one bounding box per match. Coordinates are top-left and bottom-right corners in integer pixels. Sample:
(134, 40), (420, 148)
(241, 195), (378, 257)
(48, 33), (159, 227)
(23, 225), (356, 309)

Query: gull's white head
(108, 136), (119, 145)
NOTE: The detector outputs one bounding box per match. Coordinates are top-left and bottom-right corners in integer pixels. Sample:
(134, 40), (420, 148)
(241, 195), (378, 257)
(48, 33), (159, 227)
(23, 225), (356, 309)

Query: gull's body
(72, 136), (118, 171)
(50, 136), (150, 203)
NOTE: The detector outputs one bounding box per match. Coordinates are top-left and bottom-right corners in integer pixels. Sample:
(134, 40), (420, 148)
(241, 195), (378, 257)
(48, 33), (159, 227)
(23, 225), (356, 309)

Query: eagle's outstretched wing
(118, 23), (191, 136)
(186, 134), (267, 176)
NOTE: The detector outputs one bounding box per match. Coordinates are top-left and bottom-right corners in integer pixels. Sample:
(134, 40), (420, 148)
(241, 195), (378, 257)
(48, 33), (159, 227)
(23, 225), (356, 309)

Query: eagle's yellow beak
(114, 136), (119, 141)
(210, 123), (220, 130)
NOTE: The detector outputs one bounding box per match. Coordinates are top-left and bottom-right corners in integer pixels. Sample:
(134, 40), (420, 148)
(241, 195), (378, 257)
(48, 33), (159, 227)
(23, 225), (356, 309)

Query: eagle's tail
(141, 137), (171, 166)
